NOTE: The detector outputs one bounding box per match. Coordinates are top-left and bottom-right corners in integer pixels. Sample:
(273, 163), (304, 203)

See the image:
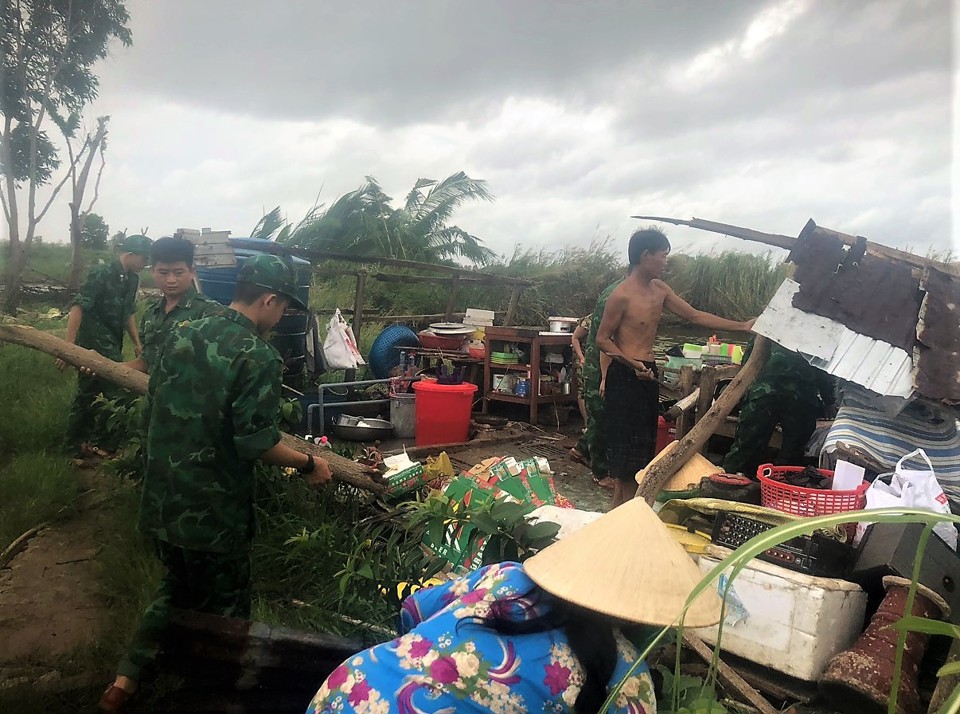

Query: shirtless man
(596, 228), (755, 507)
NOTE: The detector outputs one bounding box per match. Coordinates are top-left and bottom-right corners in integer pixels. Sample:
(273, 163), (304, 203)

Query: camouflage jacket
(71, 260), (139, 360)
(139, 309), (283, 554)
(582, 279), (624, 380)
(745, 339), (836, 406)
(139, 289), (226, 372)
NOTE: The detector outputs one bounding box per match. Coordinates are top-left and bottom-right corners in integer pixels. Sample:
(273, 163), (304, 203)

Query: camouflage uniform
(138, 289), (226, 372)
(67, 259), (141, 449)
(722, 341), (835, 477)
(575, 279), (623, 478)
(118, 255), (306, 682)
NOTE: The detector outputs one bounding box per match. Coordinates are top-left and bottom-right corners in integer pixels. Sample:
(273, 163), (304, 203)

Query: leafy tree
(80, 211), (108, 249)
(0, 0), (131, 311)
(270, 172), (498, 267)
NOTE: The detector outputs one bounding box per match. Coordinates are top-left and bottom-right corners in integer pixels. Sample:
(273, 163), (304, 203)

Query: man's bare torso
(608, 278), (669, 362)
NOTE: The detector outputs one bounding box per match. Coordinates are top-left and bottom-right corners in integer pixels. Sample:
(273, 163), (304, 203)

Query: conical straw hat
(524, 498), (722, 627)
(636, 440), (722, 492)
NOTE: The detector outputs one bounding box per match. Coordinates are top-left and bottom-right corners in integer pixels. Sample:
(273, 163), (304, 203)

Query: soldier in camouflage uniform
(571, 279), (622, 484)
(58, 235), (152, 454)
(124, 236), (225, 374)
(100, 255), (333, 713)
(722, 339), (836, 477)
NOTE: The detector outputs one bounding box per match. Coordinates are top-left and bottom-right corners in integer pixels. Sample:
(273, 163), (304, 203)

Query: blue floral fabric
(306, 561), (656, 714)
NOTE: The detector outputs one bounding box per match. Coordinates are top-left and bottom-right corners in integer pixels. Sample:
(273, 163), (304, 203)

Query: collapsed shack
(635, 216), (960, 510)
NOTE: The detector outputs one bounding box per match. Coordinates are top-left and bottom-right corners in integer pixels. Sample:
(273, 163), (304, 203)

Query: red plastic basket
(757, 464), (869, 518)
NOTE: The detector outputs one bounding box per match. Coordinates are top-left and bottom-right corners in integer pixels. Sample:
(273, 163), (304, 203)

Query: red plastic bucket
(655, 416), (674, 456)
(412, 380), (478, 446)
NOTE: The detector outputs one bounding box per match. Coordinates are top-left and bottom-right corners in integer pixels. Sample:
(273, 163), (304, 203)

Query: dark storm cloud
(106, 0), (763, 124)
(76, 0), (954, 257)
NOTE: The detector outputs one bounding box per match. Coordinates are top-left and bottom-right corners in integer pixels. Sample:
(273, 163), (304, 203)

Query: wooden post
(504, 286), (523, 326)
(696, 365), (719, 426)
(444, 273), (461, 321)
(351, 269), (368, 343)
(674, 365), (696, 438)
(635, 336), (770, 505)
(678, 364), (695, 397)
(0, 324), (386, 494)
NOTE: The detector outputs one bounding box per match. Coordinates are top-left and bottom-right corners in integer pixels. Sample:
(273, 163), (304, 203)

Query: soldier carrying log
(99, 254), (333, 713)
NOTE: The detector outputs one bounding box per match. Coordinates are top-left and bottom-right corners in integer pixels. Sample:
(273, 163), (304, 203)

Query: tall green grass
(0, 343), (74, 455)
(307, 244), (786, 327)
(663, 251), (789, 322)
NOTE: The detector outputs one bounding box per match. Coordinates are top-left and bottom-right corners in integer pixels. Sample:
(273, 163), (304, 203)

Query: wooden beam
(636, 336), (770, 504)
(504, 285), (523, 325)
(682, 632), (777, 714)
(444, 274), (461, 321)
(664, 387), (700, 421)
(0, 324), (386, 494)
(240, 241), (532, 286)
(632, 216), (796, 251)
(633, 215), (951, 273)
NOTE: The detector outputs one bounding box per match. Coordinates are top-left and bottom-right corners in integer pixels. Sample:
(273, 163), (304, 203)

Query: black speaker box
(848, 522), (960, 624)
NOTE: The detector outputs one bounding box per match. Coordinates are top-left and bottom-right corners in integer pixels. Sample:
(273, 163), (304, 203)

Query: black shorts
(605, 360), (659, 482)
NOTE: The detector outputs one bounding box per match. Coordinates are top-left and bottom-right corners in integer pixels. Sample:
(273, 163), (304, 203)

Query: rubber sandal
(99, 684), (134, 713)
(568, 448), (588, 466)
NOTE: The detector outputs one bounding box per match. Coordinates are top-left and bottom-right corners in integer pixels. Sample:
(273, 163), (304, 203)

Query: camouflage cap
(120, 234), (153, 257)
(237, 254), (308, 311)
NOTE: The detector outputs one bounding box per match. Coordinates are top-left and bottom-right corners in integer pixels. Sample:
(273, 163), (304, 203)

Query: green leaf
(469, 513), (500, 534)
(523, 521), (561, 543)
(893, 615), (960, 639)
(357, 563), (374, 580)
(936, 660), (960, 677)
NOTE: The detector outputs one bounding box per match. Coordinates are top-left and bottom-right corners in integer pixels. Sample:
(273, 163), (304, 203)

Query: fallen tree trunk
(636, 336), (770, 505)
(0, 324), (386, 494)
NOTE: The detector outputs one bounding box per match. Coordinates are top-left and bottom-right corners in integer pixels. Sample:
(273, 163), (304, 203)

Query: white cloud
(4, 0), (954, 262)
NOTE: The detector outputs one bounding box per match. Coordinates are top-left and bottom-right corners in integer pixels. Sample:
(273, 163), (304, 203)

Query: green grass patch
(0, 453), (81, 549)
(0, 344), (75, 456)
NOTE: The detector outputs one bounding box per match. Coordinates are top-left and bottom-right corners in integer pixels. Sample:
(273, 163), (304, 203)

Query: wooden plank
(682, 632), (777, 714)
(636, 337), (770, 504)
(242, 243), (532, 286)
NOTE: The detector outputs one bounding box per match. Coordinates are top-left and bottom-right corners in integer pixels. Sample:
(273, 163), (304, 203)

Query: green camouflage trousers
(66, 372), (124, 450)
(575, 363), (609, 477)
(722, 390), (820, 477)
(117, 540), (251, 681)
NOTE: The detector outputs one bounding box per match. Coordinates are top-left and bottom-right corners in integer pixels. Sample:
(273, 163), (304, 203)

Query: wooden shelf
(482, 327), (577, 424)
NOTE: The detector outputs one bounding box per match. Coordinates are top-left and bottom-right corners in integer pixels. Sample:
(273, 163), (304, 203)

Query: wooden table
(481, 326), (577, 424)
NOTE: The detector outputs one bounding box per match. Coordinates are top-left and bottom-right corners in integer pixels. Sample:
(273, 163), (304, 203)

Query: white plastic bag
(859, 448), (957, 550)
(322, 308), (365, 370)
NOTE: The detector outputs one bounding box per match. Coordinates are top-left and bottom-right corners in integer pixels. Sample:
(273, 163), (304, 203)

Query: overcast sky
(15, 0), (959, 260)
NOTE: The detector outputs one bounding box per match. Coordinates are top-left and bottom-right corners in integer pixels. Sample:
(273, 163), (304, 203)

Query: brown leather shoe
(98, 684), (133, 713)
(568, 447), (588, 466)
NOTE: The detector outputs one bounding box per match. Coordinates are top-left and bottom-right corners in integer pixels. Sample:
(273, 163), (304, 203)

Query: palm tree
(275, 172), (498, 267)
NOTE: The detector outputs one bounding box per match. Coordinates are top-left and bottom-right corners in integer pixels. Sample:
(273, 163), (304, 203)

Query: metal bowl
(333, 415), (394, 442)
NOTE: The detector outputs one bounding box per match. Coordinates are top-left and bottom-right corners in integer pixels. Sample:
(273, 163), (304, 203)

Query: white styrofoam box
(691, 545), (867, 681)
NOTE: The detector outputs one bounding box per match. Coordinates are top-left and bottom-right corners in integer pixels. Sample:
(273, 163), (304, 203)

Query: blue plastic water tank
(195, 237), (311, 373)
(368, 324), (419, 378)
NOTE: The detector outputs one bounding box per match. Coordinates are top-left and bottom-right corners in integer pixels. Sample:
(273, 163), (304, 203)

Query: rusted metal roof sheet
(917, 266), (960, 400)
(754, 279), (915, 399)
(787, 225), (923, 351)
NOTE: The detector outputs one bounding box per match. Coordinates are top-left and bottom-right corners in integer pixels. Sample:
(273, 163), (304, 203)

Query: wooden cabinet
(481, 326), (577, 424)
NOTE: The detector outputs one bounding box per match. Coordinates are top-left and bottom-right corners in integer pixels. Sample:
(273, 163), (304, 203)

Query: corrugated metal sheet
(753, 279), (914, 398)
